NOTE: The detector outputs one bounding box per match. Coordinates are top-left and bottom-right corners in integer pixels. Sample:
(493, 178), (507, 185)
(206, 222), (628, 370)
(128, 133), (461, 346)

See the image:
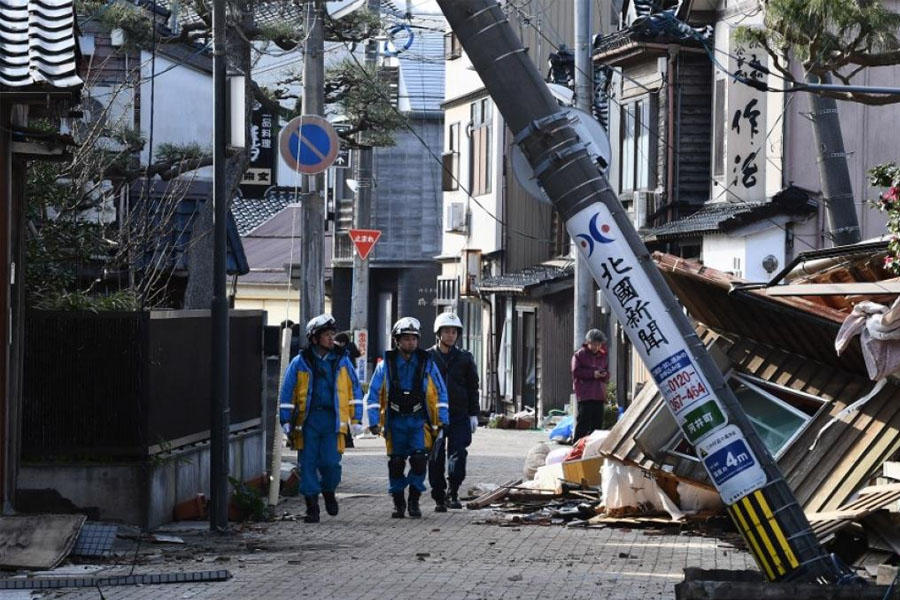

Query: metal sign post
(437, 0), (841, 583)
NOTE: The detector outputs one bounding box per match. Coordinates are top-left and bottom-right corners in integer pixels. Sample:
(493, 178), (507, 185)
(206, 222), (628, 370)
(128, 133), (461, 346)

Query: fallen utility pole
(209, 0), (230, 532)
(438, 0), (842, 583)
(300, 0), (327, 330)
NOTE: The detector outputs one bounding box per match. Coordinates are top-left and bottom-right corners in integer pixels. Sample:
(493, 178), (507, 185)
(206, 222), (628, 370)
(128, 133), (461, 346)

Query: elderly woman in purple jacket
(570, 329), (610, 442)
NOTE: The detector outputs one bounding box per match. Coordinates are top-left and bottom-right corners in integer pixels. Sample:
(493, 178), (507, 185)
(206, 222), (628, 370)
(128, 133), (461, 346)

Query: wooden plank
(764, 282), (900, 296)
(814, 422), (900, 512)
(859, 482), (900, 496)
(597, 384), (660, 456)
(807, 509), (868, 522)
(778, 378), (866, 500)
(466, 479), (522, 509)
(805, 389), (900, 512)
(772, 354), (810, 388)
(795, 366), (835, 399)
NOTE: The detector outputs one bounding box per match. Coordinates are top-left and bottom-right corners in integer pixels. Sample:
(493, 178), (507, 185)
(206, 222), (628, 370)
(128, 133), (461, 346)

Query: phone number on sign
(663, 369), (709, 413)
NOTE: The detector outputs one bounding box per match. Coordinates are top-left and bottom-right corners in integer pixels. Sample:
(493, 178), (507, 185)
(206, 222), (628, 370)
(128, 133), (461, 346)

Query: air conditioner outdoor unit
(446, 201), (467, 233)
(633, 190), (650, 229)
(460, 249), (482, 297)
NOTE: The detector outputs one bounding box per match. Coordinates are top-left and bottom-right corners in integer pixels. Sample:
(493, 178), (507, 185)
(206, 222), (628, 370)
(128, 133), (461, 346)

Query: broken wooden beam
(466, 479), (522, 509)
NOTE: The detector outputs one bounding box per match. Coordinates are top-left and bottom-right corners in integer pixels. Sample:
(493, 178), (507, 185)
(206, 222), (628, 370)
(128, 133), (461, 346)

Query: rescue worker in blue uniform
(280, 314), (364, 523)
(427, 312), (480, 511)
(366, 317), (449, 518)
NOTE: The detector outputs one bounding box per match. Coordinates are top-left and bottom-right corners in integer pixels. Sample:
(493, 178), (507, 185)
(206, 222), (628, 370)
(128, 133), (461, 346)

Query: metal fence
(22, 310), (264, 460)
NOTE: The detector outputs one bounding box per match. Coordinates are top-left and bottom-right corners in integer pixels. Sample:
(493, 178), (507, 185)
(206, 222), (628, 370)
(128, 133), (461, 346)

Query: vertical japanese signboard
(239, 100), (275, 198)
(354, 329), (368, 382)
(725, 35), (767, 202)
(571, 208), (766, 504)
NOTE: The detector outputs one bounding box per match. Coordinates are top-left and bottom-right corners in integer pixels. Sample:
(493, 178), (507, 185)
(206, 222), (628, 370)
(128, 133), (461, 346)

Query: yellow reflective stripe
(741, 496), (786, 576)
(754, 491), (800, 569)
(729, 504), (775, 581)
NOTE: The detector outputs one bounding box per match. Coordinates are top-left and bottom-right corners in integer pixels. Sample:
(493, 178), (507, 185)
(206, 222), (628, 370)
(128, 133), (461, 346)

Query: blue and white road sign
(697, 425), (767, 504)
(279, 115), (340, 175)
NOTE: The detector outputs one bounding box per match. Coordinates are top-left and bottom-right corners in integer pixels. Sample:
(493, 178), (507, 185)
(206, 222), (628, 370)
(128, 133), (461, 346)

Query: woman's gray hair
(585, 329), (606, 343)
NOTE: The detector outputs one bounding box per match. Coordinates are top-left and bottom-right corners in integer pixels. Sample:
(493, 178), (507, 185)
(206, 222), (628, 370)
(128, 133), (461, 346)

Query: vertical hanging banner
(569, 206), (766, 500)
(239, 100), (275, 198)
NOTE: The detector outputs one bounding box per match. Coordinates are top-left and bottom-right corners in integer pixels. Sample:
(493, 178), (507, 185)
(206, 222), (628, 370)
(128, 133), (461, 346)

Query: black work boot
(391, 492), (406, 518)
(304, 495), (320, 523)
(322, 491), (339, 516)
(433, 489), (447, 512)
(447, 487), (462, 510)
(407, 488), (422, 518)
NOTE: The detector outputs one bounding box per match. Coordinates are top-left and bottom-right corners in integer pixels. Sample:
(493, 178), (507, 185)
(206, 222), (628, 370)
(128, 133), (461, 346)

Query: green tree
(28, 1), (405, 309)
(736, 0), (900, 105)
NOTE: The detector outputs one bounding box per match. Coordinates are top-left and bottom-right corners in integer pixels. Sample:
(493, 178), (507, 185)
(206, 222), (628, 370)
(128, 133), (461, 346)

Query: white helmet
(391, 316), (421, 338)
(434, 312), (463, 334)
(306, 313), (337, 340)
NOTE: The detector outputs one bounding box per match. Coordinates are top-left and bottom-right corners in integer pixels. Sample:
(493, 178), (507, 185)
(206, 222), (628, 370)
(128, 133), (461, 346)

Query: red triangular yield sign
(349, 229), (382, 260)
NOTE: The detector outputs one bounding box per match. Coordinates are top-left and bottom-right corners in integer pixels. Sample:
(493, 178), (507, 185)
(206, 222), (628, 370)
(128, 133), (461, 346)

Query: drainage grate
(71, 524), (118, 557)
(0, 570), (231, 590)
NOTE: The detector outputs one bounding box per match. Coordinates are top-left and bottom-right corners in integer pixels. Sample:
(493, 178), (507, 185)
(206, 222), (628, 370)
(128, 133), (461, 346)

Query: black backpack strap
(414, 348), (429, 390)
(301, 347), (317, 389)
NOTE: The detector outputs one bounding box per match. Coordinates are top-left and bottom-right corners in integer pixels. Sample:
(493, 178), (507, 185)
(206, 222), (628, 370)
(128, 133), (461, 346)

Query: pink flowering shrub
(869, 163), (900, 274)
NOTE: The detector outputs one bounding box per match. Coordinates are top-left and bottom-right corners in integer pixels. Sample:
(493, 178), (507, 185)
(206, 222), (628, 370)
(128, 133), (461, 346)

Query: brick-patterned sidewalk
(40, 429), (755, 600)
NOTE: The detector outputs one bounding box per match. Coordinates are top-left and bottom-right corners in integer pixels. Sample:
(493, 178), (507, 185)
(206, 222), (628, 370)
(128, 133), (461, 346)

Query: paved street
(38, 429), (755, 600)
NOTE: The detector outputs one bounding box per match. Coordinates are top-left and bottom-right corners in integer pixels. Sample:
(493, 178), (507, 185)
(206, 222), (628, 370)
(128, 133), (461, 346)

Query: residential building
(0, 0), (83, 512)
(329, 26), (447, 360)
(438, 2), (611, 417)
(75, 3), (248, 305)
(594, 0), (897, 401)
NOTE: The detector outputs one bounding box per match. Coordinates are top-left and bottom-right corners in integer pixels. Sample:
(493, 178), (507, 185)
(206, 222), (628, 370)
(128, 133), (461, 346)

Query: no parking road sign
(279, 115), (340, 175)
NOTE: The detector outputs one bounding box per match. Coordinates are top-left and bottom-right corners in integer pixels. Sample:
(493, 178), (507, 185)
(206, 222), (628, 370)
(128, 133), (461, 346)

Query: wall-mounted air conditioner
(633, 190), (650, 229)
(445, 201), (467, 233)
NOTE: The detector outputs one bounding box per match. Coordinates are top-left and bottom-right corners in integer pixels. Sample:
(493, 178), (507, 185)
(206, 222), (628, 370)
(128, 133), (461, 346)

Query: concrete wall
(703, 233), (745, 278)
(19, 429), (264, 529)
(743, 224), (787, 282)
(234, 283), (301, 324)
(140, 53), (213, 179)
(440, 97), (504, 260)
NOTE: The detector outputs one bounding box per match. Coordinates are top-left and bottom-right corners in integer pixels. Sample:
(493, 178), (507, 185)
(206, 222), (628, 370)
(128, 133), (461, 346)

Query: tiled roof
(231, 187), (299, 236)
(646, 186), (818, 241)
(0, 0), (82, 89)
(477, 259), (574, 295)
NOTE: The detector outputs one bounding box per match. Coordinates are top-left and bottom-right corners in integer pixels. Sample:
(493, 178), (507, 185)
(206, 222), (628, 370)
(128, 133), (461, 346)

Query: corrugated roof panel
(396, 30), (444, 112)
(0, 0), (82, 88)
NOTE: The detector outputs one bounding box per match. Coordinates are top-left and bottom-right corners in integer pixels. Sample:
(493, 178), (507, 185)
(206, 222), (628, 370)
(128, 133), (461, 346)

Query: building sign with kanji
(354, 329), (368, 382)
(349, 229), (382, 261)
(239, 101), (275, 199)
(723, 34), (767, 202)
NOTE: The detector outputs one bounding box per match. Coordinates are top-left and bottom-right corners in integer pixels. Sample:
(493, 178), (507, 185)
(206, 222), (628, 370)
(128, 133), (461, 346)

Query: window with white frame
(619, 97), (656, 193)
(469, 98), (492, 196)
(442, 122), (460, 191)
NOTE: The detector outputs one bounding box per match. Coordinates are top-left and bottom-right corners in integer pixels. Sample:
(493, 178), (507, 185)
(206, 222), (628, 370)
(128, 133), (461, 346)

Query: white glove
(350, 423), (365, 437)
(469, 416), (478, 434)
